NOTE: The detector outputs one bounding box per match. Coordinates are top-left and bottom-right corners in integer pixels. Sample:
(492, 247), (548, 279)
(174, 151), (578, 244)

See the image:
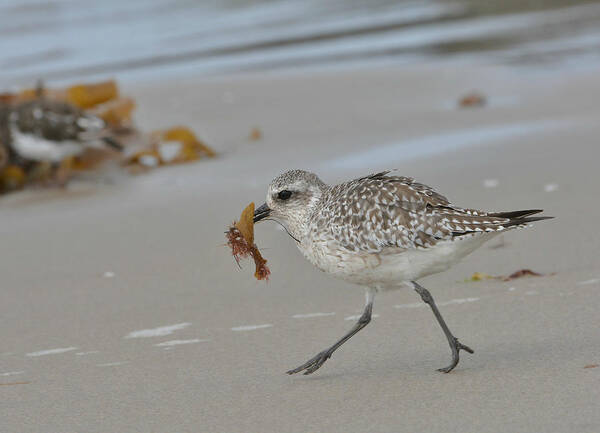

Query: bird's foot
(286, 350), (332, 375)
(437, 338), (474, 373)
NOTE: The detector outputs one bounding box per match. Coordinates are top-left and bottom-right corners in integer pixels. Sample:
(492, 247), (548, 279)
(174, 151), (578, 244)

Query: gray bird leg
(287, 290), (375, 375)
(412, 281), (473, 373)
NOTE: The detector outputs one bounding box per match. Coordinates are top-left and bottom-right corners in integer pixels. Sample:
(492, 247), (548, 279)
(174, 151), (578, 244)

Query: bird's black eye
(277, 190), (293, 200)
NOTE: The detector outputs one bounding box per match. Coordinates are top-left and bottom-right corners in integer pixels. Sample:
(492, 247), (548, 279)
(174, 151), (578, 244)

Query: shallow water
(2, 0), (600, 85)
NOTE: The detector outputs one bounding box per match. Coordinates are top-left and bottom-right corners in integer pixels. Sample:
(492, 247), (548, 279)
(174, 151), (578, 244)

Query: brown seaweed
(226, 202), (271, 281)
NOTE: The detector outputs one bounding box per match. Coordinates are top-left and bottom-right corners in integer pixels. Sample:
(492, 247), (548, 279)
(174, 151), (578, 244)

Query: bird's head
(254, 169), (327, 240)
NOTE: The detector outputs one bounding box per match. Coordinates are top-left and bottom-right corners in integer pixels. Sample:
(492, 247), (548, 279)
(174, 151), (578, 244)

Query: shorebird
(0, 95), (121, 165)
(253, 169), (551, 375)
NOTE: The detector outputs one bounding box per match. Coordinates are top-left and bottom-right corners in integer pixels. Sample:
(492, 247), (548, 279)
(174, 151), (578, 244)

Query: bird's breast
(296, 236), (387, 285)
(296, 231), (498, 288)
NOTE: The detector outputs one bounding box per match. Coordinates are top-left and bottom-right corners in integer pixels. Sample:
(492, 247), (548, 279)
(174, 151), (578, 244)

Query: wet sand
(1, 64), (599, 432)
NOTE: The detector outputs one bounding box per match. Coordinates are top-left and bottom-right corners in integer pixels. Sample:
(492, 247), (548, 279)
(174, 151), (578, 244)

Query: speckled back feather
(311, 171), (546, 253)
(12, 99), (104, 142)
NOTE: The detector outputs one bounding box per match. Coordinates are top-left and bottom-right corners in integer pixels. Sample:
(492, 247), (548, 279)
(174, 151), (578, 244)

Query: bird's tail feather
(502, 214), (554, 228)
(450, 209), (553, 238)
(488, 209), (544, 219)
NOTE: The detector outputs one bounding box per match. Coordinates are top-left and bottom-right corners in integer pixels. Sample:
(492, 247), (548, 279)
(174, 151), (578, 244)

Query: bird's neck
(289, 186), (328, 241)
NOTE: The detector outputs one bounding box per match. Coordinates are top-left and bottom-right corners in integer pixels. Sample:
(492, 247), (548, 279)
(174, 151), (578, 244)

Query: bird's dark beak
(253, 203), (270, 223)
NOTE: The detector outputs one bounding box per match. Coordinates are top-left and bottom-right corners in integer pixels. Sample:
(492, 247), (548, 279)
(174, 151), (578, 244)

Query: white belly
(298, 232), (499, 290)
(11, 127), (83, 162)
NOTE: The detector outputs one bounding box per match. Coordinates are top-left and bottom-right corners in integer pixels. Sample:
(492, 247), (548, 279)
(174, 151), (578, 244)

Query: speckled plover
(0, 94), (121, 166)
(253, 170), (551, 375)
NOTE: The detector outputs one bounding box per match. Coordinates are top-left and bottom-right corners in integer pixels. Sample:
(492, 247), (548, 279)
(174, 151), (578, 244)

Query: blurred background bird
(0, 83), (122, 186)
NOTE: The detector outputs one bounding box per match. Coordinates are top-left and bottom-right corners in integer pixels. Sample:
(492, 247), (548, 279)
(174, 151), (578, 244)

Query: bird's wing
(324, 171), (512, 253)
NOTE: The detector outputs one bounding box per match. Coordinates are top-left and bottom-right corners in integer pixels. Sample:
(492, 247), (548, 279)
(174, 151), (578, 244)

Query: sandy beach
(1, 64), (599, 432)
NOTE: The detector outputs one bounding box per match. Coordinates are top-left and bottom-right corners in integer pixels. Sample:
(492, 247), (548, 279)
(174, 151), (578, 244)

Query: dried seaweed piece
(502, 269), (543, 281)
(226, 202), (271, 281)
(235, 202), (255, 245)
(125, 147), (161, 169)
(466, 269), (547, 282)
(467, 272), (495, 282)
(0, 165), (25, 191)
(459, 92), (486, 108)
(14, 81), (117, 108)
(249, 127), (262, 140)
(124, 127), (216, 170)
(66, 81), (118, 109)
(162, 126), (216, 159)
(72, 148), (117, 171)
(0, 93), (16, 104)
(93, 98), (136, 129)
(253, 250), (270, 280)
